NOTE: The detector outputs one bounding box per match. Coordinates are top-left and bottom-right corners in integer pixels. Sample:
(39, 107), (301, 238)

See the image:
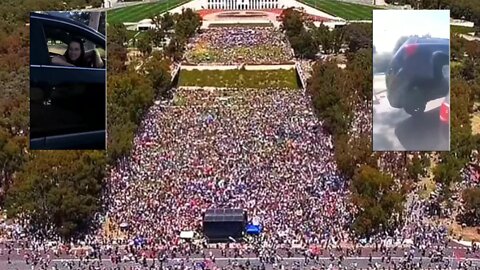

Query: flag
(454, 250), (462, 262)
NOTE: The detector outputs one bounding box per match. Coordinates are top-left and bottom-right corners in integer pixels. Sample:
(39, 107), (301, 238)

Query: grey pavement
(2, 256), (480, 270)
(372, 74), (449, 151)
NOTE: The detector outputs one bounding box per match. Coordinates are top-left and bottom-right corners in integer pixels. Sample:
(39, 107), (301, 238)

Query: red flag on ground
(454, 250), (464, 262)
(309, 245), (320, 255)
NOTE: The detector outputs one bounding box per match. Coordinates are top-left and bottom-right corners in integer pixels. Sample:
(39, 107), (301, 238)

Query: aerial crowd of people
(0, 20), (479, 270)
(104, 86), (355, 252)
(184, 27), (294, 65)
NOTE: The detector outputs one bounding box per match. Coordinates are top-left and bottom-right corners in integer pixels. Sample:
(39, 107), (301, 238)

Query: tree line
(297, 4), (480, 235)
(280, 8), (372, 60)
(107, 8), (202, 161)
(0, 1), (202, 240)
(385, 0), (479, 34)
(130, 9), (202, 61)
(282, 7), (404, 239)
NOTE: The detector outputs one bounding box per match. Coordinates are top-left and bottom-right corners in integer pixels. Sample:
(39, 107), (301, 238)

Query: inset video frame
(29, 11), (106, 150)
(372, 9), (450, 151)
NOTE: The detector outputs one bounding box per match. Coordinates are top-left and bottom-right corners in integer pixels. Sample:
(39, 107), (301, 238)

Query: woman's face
(68, 41), (82, 61)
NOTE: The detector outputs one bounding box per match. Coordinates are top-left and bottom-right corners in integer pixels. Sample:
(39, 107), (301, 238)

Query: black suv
(386, 37), (449, 116)
(30, 12), (106, 150)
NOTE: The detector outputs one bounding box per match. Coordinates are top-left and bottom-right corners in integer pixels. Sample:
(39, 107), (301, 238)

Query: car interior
(45, 27), (106, 67)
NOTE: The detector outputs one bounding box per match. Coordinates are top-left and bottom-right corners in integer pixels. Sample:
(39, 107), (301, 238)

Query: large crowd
(104, 86), (356, 253)
(184, 27), (294, 65)
(0, 23), (479, 270)
(296, 60), (314, 88)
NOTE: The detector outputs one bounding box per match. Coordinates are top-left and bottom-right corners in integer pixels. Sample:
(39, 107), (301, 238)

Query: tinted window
(417, 38), (449, 44)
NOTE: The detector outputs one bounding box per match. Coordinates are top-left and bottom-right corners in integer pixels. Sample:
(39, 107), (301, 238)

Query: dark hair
(64, 38), (88, 67)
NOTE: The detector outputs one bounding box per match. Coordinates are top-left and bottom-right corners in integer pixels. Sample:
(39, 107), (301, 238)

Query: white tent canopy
(180, 231), (195, 239)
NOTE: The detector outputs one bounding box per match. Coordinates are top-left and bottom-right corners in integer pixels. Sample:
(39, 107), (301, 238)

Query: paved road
(372, 74), (449, 151)
(0, 243), (479, 269)
(2, 256), (480, 270)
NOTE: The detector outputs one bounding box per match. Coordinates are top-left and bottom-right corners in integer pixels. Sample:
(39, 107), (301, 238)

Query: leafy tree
(451, 34), (466, 61)
(334, 134), (377, 178)
(161, 12), (175, 32)
(147, 28), (166, 48)
(420, 154), (431, 177)
(165, 36), (185, 62)
(331, 27), (345, 54)
(351, 165), (404, 237)
(107, 69), (155, 161)
(174, 8), (202, 40)
(346, 48), (372, 102)
(407, 154), (423, 181)
(433, 155), (463, 194)
(312, 22), (331, 54)
(108, 71), (154, 125)
(108, 23), (128, 47)
(343, 23), (372, 53)
(107, 120), (137, 162)
(137, 34), (152, 55)
(289, 30), (318, 59)
(280, 8), (304, 38)
(143, 51), (172, 96)
(460, 187), (480, 226)
(465, 39), (480, 60)
(308, 61), (351, 134)
(6, 151), (105, 240)
(461, 57), (476, 81)
(108, 44), (127, 73)
(447, 77), (475, 162)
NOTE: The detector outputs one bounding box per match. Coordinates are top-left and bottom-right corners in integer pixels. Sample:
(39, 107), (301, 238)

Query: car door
(30, 14), (54, 149)
(30, 14), (106, 150)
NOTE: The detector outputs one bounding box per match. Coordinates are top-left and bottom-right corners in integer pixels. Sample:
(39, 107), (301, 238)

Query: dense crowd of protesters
(460, 150), (480, 187)
(104, 86), (356, 253)
(0, 24), (478, 270)
(184, 27), (294, 65)
(296, 60), (314, 88)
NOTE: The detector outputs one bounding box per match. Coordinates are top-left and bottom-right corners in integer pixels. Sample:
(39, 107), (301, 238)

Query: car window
(47, 38), (68, 55)
(418, 38), (448, 44)
(44, 25), (106, 68)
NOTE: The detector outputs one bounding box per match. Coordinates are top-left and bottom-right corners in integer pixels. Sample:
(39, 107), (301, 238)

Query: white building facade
(206, 0), (279, 10)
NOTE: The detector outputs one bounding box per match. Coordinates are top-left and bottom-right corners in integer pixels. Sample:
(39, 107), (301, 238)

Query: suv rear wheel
(404, 85), (426, 116)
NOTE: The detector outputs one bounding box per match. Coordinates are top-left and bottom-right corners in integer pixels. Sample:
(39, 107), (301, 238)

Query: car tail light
(405, 44), (418, 57)
(440, 101), (449, 123)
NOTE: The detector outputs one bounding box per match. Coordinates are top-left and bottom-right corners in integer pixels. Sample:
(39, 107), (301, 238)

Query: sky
(373, 10), (450, 54)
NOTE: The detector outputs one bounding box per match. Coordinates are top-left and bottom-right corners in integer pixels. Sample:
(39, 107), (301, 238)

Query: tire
(404, 85), (426, 116)
(404, 102), (426, 116)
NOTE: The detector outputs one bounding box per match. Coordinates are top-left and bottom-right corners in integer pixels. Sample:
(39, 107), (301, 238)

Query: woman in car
(45, 38), (104, 106)
(51, 38), (104, 68)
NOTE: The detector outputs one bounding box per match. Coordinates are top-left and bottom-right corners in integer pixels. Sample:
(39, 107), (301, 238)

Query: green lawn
(178, 69), (300, 89)
(298, 0), (381, 20)
(107, 0), (191, 24)
(451, 25), (476, 35)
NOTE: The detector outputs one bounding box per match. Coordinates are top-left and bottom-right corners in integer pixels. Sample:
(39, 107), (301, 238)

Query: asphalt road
(2, 256), (480, 270)
(372, 74), (449, 151)
(0, 243), (479, 270)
